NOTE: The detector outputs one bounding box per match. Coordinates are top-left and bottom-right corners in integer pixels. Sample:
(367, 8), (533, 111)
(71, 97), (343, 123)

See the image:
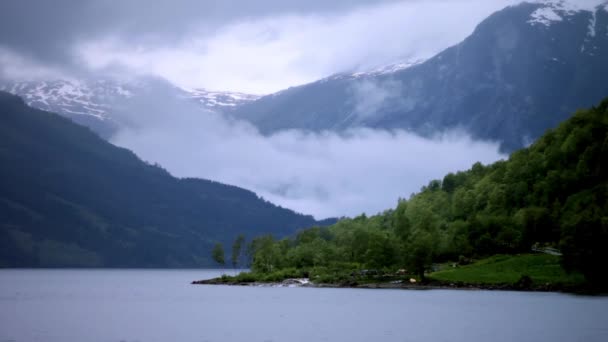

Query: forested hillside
(244, 98), (608, 286)
(0, 92), (331, 267)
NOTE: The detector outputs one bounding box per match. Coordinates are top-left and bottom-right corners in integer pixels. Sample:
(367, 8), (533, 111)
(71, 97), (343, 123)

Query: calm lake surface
(1, 269), (607, 342)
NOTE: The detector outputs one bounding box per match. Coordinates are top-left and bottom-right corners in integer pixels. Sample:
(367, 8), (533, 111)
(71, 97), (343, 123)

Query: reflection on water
(1, 269), (607, 342)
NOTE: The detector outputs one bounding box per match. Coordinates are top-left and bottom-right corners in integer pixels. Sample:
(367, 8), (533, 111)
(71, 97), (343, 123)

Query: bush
(234, 272), (257, 283)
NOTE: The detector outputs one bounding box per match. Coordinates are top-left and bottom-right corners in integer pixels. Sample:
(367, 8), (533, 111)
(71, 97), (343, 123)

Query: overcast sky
(0, 0), (520, 93)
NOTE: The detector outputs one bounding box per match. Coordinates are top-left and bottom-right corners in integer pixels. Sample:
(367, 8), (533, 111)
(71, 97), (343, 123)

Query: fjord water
(1, 270), (607, 342)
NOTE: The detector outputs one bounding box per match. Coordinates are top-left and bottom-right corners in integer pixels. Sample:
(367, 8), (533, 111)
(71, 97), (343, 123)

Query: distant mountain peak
(528, 0), (608, 27)
(0, 79), (124, 120)
(0, 78), (261, 138)
(0, 78), (262, 119)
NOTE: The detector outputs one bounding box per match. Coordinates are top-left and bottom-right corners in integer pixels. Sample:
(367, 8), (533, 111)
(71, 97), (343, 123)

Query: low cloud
(349, 79), (404, 120)
(109, 86), (504, 219)
(0, 48), (66, 81)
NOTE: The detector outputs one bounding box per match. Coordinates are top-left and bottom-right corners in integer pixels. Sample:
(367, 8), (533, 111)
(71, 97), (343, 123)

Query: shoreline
(191, 277), (593, 294)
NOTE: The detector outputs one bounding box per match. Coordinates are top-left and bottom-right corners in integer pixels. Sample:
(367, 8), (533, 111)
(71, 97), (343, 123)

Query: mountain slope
(231, 1), (608, 151)
(0, 92), (330, 267)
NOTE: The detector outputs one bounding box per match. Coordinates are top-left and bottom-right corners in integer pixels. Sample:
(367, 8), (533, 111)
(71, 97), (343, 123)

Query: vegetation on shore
(430, 254), (584, 286)
(198, 254), (586, 292)
(203, 99), (608, 291)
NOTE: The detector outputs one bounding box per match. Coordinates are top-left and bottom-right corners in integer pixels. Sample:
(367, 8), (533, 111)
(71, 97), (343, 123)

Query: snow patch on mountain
(536, 0), (608, 12)
(588, 9), (597, 37)
(0, 80), (120, 119)
(183, 88), (261, 108)
(528, 0), (608, 27)
(350, 59), (425, 78)
(321, 59), (425, 83)
(529, 7), (563, 26)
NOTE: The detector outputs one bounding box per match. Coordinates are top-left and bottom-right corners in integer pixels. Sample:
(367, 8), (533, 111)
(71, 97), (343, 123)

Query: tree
(231, 235), (245, 269)
(394, 201), (411, 241)
(212, 242), (225, 266)
(405, 230), (437, 281)
(442, 173), (458, 193)
(559, 188), (608, 286)
(250, 235), (282, 272)
(364, 231), (395, 269)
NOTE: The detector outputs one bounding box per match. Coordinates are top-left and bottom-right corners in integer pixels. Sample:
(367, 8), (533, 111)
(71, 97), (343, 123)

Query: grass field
(429, 254), (585, 285)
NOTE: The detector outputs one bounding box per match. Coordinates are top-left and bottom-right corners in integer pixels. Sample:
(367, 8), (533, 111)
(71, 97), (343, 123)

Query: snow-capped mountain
(0, 79), (143, 137)
(230, 0), (608, 152)
(0, 78), (260, 138)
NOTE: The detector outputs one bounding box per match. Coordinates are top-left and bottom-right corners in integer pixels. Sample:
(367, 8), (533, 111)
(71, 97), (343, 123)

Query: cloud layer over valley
(109, 85), (504, 218)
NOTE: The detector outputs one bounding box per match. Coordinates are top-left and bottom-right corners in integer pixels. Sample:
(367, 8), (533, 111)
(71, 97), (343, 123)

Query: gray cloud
(107, 84), (504, 219)
(349, 79), (404, 120)
(0, 47), (66, 80)
(0, 0), (520, 92)
(0, 0), (401, 68)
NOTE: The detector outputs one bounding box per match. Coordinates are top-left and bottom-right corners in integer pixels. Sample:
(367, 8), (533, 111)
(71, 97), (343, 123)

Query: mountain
(0, 91), (332, 267)
(230, 0), (608, 151)
(0, 79), (260, 139)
